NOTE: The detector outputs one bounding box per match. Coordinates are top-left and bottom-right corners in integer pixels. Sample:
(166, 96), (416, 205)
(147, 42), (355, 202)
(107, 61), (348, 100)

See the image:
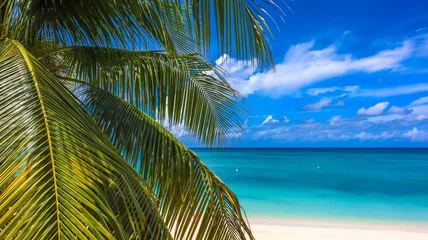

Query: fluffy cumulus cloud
(403, 127), (428, 141)
(357, 102), (390, 116)
(249, 96), (428, 143)
(249, 114), (428, 143)
(245, 77), (428, 143)
(215, 54), (255, 80)
(403, 127), (420, 139)
(215, 38), (419, 97)
(355, 131), (401, 141)
(303, 98), (344, 111)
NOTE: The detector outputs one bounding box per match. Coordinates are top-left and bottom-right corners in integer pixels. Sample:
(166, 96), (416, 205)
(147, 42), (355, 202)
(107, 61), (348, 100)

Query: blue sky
(182, 0), (428, 147)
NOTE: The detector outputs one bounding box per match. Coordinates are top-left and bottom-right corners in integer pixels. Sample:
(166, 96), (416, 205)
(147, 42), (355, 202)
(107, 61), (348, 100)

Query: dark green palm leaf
(4, 0), (186, 53)
(3, 0), (278, 65)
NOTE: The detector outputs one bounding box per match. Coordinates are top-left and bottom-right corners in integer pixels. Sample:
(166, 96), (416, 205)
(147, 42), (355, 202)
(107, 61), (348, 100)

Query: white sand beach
(250, 217), (428, 240)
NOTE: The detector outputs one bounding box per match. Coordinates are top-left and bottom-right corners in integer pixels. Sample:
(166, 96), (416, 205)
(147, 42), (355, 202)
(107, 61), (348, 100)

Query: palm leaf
(5, 0), (190, 54)
(0, 40), (171, 239)
(58, 46), (245, 146)
(6, 0), (278, 64)
(80, 86), (254, 240)
(179, 0), (279, 67)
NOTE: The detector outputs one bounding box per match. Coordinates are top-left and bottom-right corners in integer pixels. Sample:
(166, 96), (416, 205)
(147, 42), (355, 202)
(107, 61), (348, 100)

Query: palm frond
(0, 40), (171, 239)
(179, 0), (280, 67)
(58, 46), (246, 146)
(6, 0), (192, 53)
(80, 86), (254, 240)
(6, 0), (279, 66)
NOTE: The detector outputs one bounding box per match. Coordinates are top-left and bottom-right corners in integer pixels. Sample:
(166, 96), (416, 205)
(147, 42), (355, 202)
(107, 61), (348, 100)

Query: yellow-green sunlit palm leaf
(0, 40), (171, 239)
(81, 86), (254, 240)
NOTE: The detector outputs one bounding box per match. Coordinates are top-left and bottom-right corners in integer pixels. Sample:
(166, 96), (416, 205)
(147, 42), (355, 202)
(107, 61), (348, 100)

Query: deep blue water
(194, 148), (428, 224)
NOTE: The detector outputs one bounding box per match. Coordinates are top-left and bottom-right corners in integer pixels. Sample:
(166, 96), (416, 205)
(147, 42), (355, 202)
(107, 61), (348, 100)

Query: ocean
(194, 148), (428, 224)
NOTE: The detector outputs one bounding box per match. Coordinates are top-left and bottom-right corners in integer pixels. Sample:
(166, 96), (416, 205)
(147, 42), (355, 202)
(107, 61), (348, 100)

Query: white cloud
(303, 98), (332, 111)
(356, 131), (402, 141)
(366, 114), (405, 123)
(168, 124), (189, 138)
(305, 118), (316, 124)
(403, 127), (421, 140)
(357, 102), (390, 116)
(156, 97), (191, 139)
(248, 113), (428, 142)
(415, 34), (428, 57)
(329, 116), (341, 122)
(215, 54), (255, 79)
(216, 39), (414, 97)
(417, 114), (428, 121)
(409, 104), (428, 115)
(410, 96), (428, 106)
(366, 110), (428, 125)
(388, 106), (412, 114)
(303, 98), (344, 111)
(305, 86), (360, 96)
(356, 132), (380, 140)
(335, 100), (345, 106)
(305, 84), (428, 98)
(343, 86), (360, 92)
(306, 87), (340, 96)
(262, 115), (279, 125)
(353, 84), (428, 97)
(262, 115), (290, 125)
(329, 116), (342, 125)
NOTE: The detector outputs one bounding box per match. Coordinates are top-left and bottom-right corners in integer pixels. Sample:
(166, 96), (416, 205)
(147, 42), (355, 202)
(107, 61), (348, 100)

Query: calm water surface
(194, 148), (428, 224)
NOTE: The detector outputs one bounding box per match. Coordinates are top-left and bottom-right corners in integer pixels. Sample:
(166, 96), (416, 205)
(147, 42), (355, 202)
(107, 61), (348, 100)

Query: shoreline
(248, 216), (428, 240)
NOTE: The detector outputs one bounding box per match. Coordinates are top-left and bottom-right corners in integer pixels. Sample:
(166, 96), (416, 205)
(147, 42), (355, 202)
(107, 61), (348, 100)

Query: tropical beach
(198, 148), (428, 240)
(250, 219), (428, 240)
(1, 0), (428, 239)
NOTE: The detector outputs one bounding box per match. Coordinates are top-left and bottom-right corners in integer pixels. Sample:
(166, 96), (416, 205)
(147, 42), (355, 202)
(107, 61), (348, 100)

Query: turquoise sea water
(194, 148), (428, 224)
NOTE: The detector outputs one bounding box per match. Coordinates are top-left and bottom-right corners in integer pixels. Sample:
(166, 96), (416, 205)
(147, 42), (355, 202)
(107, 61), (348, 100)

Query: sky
(180, 0), (428, 147)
